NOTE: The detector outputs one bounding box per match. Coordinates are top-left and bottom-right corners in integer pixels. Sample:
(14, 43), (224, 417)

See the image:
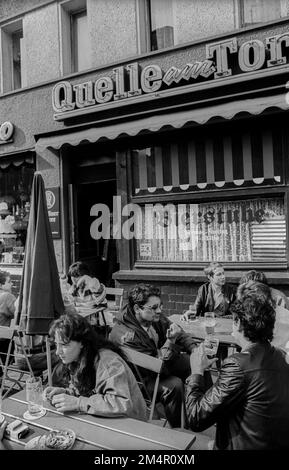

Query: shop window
(241, 0), (286, 26)
(131, 123), (286, 266)
(0, 161), (34, 265)
(135, 197), (286, 263)
(0, 20), (25, 93)
(59, 0), (91, 74)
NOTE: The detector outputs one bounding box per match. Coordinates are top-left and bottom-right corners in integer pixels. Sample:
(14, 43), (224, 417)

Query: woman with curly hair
(44, 312), (147, 420)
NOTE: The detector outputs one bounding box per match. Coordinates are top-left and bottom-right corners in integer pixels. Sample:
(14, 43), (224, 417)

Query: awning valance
(35, 94), (289, 153)
(0, 154), (34, 169)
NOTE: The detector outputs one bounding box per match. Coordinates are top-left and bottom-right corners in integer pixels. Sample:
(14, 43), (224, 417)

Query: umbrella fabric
(16, 172), (64, 334)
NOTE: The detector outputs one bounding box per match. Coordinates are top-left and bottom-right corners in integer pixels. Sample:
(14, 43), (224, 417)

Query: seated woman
(44, 312), (148, 420)
(66, 261), (106, 308)
(181, 262), (236, 320)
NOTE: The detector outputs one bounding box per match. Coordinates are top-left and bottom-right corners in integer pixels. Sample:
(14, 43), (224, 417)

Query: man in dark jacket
(110, 284), (198, 427)
(185, 291), (289, 449)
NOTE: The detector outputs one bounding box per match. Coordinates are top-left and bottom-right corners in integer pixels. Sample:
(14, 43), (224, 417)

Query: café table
(169, 314), (237, 347)
(1, 389), (201, 450)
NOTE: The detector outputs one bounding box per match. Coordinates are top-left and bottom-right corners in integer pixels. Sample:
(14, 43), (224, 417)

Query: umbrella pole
(45, 336), (52, 386)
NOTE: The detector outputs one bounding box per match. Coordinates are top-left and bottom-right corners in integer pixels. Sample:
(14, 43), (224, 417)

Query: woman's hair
(204, 262), (223, 279)
(49, 313), (126, 396)
(239, 270), (268, 285)
(230, 294), (275, 343)
(128, 284), (161, 308)
(237, 280), (273, 304)
(68, 261), (91, 279)
(0, 270), (10, 286)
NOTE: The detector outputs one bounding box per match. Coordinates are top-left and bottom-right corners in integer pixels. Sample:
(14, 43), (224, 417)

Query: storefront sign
(0, 122), (14, 144)
(46, 187), (61, 238)
(52, 32), (289, 120)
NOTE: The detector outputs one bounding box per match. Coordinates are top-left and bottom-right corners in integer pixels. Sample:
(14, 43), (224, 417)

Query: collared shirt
(142, 324), (159, 347)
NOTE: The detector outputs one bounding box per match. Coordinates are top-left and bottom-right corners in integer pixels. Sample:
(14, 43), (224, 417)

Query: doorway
(69, 150), (119, 286)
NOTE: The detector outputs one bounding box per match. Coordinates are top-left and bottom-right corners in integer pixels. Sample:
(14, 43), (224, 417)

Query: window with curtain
(149, 0), (174, 51)
(242, 0), (284, 25)
(135, 197), (286, 263)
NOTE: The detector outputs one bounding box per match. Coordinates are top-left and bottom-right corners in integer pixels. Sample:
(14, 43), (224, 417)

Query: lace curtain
(136, 197), (285, 263)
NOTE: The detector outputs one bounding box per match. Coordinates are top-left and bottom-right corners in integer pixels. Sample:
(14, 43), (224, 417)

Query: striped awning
(132, 126), (283, 195)
(35, 94), (289, 153)
(0, 154), (34, 169)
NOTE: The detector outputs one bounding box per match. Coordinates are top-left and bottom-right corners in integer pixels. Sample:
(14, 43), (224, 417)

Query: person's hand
(180, 310), (196, 321)
(51, 393), (80, 412)
(43, 386), (66, 403)
(0, 420), (7, 441)
(189, 343), (218, 375)
(180, 311), (191, 321)
(166, 322), (181, 340)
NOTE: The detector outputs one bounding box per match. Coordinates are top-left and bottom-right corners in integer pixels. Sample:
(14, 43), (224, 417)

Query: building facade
(1, 0), (289, 309)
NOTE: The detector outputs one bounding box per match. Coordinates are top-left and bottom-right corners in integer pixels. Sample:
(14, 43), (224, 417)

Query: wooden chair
(121, 346), (185, 428)
(0, 322), (52, 398)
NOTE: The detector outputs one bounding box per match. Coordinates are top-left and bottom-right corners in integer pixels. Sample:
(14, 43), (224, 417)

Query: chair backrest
(0, 324), (18, 340)
(121, 346), (163, 374)
(121, 346), (163, 421)
(106, 287), (124, 312)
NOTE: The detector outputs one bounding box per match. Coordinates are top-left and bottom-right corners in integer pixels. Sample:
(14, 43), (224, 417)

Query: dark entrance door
(69, 151), (119, 286)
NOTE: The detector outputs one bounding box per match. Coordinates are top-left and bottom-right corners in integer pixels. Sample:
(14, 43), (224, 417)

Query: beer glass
(26, 376), (44, 418)
(204, 312), (216, 334)
(204, 336), (219, 358)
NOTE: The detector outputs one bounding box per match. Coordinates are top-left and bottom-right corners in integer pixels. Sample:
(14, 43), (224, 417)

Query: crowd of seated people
(1, 261), (289, 450)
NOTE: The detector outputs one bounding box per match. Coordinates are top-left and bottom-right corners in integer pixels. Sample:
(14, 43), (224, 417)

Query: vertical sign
(45, 187), (61, 238)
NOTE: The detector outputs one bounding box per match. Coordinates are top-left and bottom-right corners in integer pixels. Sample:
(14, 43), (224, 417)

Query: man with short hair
(185, 293), (289, 449)
(110, 284), (198, 428)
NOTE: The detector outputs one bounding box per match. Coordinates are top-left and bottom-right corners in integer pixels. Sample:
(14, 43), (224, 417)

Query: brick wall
(116, 280), (207, 317)
(115, 279), (289, 317)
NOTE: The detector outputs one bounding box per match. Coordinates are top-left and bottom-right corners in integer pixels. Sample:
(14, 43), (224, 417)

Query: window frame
(59, 0), (89, 75)
(0, 19), (24, 93)
(239, 0), (286, 27)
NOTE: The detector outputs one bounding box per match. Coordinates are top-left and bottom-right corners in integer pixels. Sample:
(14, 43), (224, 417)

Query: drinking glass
(204, 336), (219, 358)
(26, 376), (44, 418)
(204, 312), (216, 334)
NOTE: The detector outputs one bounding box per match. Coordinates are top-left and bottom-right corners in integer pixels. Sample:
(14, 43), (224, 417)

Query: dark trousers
(146, 353), (191, 428)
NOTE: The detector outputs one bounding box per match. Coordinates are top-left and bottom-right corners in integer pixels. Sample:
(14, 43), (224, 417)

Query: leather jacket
(194, 282), (236, 317)
(185, 342), (289, 449)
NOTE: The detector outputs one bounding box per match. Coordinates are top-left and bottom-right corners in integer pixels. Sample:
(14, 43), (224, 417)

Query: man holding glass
(185, 292), (289, 449)
(110, 284), (199, 428)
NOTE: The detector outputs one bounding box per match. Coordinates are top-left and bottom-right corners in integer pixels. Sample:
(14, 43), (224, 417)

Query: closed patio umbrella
(15, 173), (64, 385)
(16, 172), (64, 334)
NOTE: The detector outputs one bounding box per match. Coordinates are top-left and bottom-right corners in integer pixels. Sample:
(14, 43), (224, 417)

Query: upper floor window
(71, 9), (90, 72)
(0, 20), (25, 93)
(60, 0), (91, 75)
(138, 0), (289, 53)
(241, 0), (286, 26)
(149, 0), (174, 51)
